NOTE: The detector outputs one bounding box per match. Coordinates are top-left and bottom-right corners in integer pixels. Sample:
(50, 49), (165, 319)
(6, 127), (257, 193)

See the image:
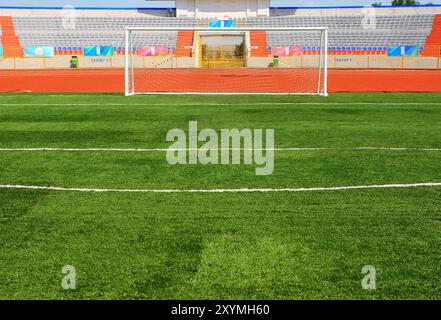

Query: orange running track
(0, 69), (441, 93)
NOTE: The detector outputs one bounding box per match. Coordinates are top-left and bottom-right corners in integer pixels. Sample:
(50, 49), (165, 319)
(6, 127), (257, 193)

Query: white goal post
(125, 27), (328, 96)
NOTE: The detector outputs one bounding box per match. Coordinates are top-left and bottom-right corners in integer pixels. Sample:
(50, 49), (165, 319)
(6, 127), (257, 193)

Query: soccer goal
(125, 27), (328, 96)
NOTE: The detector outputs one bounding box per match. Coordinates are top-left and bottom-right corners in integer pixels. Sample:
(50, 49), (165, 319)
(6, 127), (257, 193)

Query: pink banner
(138, 46), (169, 56)
(271, 46), (302, 57)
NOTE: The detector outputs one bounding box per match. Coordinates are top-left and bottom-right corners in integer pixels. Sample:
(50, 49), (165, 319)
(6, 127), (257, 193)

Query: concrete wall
(79, 56), (113, 68)
(368, 56), (404, 69)
(246, 55), (441, 69)
(247, 56), (272, 67)
(0, 55), (440, 70)
(176, 0), (270, 18)
(175, 0), (195, 17)
(340, 55), (440, 69)
(0, 58), (14, 69)
(14, 57), (45, 69)
(44, 56), (72, 68)
(331, 55), (440, 69)
(403, 56), (439, 69)
(332, 56), (369, 69)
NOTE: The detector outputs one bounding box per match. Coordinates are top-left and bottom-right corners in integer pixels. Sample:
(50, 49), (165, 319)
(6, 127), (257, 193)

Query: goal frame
(125, 27), (328, 96)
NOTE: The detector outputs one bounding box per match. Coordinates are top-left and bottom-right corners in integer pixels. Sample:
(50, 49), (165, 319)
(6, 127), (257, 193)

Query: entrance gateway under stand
(200, 33), (246, 68)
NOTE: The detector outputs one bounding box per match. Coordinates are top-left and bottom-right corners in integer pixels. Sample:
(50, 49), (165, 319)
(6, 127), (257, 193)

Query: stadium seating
(261, 15), (433, 51)
(7, 14), (437, 55)
(12, 17), (190, 50)
(17, 31), (177, 47)
(245, 15), (434, 29)
(12, 16), (196, 30)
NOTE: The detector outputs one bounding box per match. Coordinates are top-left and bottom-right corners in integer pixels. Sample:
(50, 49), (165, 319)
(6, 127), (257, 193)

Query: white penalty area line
(1, 182), (441, 194)
(1, 147), (441, 152)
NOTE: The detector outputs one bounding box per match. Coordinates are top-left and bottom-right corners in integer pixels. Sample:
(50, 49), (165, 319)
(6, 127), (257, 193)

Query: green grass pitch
(0, 93), (440, 299)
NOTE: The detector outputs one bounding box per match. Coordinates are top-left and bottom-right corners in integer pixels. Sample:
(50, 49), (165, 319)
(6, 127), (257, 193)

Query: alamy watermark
(361, 265), (376, 290)
(61, 265), (76, 290)
(361, 6), (377, 30)
(61, 5), (76, 30)
(166, 121), (275, 175)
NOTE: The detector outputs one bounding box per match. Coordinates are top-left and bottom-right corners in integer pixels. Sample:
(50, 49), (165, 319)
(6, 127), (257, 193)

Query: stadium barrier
(403, 56), (440, 69)
(367, 56), (404, 69)
(333, 56), (369, 69)
(14, 57), (46, 69)
(0, 55), (440, 70)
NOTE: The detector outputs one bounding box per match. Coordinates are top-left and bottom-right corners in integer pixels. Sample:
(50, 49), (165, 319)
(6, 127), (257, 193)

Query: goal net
(125, 27), (328, 96)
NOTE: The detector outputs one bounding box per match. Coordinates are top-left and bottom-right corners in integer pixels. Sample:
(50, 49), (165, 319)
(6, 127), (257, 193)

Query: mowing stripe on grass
(0, 147), (440, 152)
(1, 183), (441, 194)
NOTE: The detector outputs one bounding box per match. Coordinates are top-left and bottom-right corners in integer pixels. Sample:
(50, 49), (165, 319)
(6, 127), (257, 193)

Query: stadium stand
(5, 14), (435, 56)
(12, 17), (196, 51)
(253, 15), (433, 52)
(1, 5), (441, 93)
(0, 4), (440, 73)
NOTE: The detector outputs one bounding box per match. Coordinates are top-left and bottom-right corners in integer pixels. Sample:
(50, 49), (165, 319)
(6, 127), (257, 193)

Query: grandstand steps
(424, 14), (441, 57)
(425, 15), (441, 45)
(175, 31), (194, 57)
(0, 16), (23, 58)
(250, 31), (269, 57)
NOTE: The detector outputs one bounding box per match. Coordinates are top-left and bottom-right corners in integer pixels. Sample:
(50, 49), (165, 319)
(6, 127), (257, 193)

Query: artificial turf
(0, 93), (440, 299)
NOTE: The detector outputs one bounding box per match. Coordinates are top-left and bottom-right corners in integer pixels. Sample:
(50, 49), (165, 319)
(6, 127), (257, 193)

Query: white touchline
(0, 182), (441, 193)
(0, 147), (441, 152)
(0, 102), (441, 106)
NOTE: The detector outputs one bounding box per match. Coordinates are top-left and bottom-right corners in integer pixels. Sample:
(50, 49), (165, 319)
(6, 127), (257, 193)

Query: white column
(124, 28), (129, 96)
(323, 28), (329, 97)
(194, 0), (198, 18)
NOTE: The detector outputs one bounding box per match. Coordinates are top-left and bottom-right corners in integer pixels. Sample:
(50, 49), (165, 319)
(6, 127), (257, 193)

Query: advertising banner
(84, 46), (114, 57)
(138, 46), (169, 56)
(24, 46), (54, 57)
(271, 46), (302, 56)
(388, 46), (419, 57)
(209, 20), (237, 28)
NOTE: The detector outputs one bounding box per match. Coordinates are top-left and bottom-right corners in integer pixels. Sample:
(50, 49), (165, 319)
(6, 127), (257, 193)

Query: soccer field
(0, 93), (440, 300)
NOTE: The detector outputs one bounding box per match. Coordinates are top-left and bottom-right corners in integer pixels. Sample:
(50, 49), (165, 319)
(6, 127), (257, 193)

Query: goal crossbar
(125, 27), (328, 96)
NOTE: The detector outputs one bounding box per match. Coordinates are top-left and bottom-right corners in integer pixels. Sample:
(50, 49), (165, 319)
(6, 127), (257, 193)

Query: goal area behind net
(125, 27), (328, 96)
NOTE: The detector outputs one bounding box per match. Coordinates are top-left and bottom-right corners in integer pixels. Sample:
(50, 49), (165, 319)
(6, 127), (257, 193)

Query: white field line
(0, 102), (441, 106)
(0, 147), (441, 152)
(0, 182), (441, 193)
